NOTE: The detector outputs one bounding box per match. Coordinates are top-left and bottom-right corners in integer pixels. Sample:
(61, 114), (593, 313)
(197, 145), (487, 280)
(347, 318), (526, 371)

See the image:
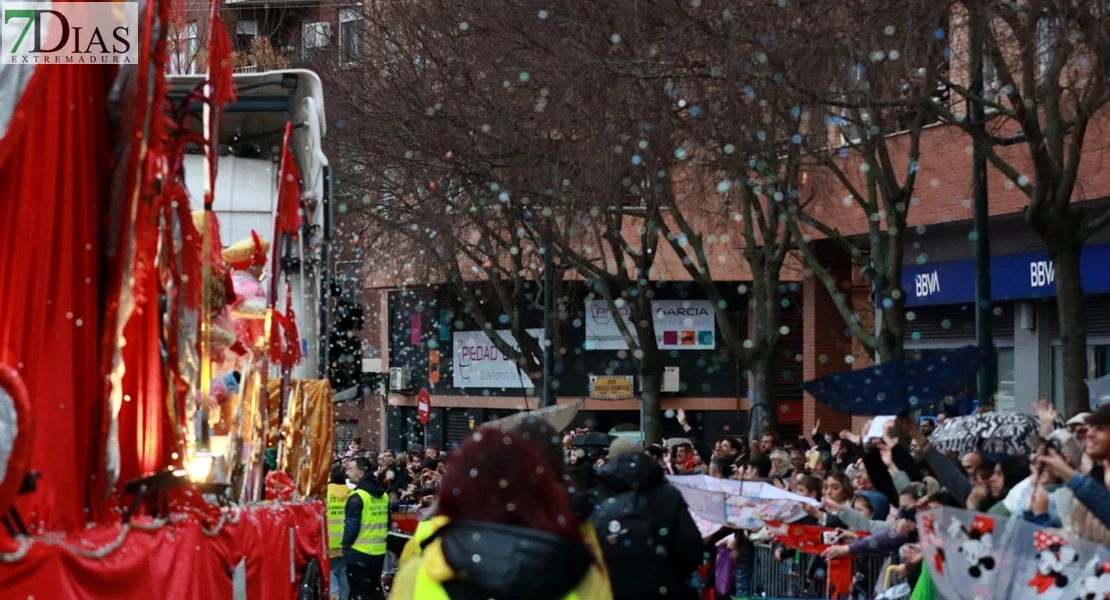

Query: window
(979, 19), (1001, 105)
(1036, 16), (1057, 81)
(836, 63), (871, 145)
(170, 21), (198, 75)
(994, 347), (1015, 411)
(334, 420), (359, 454)
(339, 9), (364, 65)
(302, 21), (331, 58)
(236, 19), (257, 53)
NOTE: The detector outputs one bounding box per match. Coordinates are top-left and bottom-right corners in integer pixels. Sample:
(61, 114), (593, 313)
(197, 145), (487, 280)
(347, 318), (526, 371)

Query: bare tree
(771, 0), (953, 364)
(316, 0), (556, 386)
(642, 0), (819, 437)
(924, 1), (1110, 415)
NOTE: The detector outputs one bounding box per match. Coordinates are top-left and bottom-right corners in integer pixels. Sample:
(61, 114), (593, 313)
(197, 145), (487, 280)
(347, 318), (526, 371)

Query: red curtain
(115, 267), (169, 480)
(0, 66), (114, 531)
(0, 502), (327, 599)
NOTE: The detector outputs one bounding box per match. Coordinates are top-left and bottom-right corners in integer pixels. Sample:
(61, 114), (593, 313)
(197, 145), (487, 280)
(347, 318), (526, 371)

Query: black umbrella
(800, 345), (984, 416)
(571, 432), (615, 448)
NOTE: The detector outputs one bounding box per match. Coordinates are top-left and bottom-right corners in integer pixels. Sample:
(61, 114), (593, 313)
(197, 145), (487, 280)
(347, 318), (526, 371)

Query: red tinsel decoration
(206, 8), (237, 108)
(283, 281), (301, 367)
(267, 282), (302, 369)
(276, 132), (302, 235)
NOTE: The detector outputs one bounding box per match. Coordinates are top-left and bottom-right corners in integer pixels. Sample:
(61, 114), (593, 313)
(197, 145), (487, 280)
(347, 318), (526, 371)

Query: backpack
(589, 489), (666, 596)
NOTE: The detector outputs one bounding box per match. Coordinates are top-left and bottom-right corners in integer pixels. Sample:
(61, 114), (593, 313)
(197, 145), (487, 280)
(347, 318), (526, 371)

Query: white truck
(169, 69), (332, 380)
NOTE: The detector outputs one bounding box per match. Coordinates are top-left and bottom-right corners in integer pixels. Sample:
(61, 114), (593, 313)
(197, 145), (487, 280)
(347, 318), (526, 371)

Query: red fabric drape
(0, 65), (114, 531)
(115, 266), (169, 481)
(0, 502), (327, 599)
(767, 522), (862, 599)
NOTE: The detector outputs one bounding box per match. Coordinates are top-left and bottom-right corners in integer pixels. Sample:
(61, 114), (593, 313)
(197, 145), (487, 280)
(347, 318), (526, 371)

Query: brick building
(182, 4), (1110, 450)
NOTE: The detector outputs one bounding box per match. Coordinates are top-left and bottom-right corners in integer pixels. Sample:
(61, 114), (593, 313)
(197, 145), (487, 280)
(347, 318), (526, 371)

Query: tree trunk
(748, 350), (776, 440)
(877, 295), (905, 364)
(640, 365), (664, 444)
(1052, 246), (1089, 417)
(748, 287), (780, 439)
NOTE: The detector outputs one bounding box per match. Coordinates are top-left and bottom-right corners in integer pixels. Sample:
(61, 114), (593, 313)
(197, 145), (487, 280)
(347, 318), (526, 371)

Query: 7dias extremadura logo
(2, 2), (138, 64)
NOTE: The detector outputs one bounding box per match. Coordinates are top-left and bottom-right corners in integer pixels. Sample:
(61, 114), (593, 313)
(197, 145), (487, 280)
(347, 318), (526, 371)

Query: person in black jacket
(591, 437), (704, 600)
(343, 457), (390, 600)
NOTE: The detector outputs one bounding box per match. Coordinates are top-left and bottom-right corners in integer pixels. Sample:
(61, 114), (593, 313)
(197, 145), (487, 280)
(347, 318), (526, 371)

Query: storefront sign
(451, 329), (543, 388)
(589, 375), (635, 399)
(584, 298), (716, 350)
(901, 243), (1110, 307)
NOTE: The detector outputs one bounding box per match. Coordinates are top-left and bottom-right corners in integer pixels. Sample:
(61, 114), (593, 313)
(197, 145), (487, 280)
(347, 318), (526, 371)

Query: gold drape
(267, 377), (334, 500)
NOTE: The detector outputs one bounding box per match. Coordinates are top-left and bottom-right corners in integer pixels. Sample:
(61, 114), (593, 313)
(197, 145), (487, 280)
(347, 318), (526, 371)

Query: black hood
(438, 521), (593, 600)
(356, 474), (387, 497)
(595, 451), (665, 491)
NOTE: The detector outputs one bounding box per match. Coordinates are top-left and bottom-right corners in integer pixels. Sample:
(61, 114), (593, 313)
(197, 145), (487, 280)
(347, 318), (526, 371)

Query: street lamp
(969, 12), (996, 405)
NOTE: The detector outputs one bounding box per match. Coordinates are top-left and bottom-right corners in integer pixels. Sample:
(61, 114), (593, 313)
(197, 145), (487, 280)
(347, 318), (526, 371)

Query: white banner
(584, 298), (716, 350)
(452, 329), (543, 388)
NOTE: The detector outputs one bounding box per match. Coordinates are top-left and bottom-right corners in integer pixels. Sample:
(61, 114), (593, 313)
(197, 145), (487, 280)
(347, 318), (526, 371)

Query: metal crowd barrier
(750, 544), (895, 599)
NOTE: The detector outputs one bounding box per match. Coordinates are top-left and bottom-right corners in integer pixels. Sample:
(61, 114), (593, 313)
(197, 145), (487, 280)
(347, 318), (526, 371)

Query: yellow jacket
(389, 518), (612, 600)
(325, 483), (353, 558)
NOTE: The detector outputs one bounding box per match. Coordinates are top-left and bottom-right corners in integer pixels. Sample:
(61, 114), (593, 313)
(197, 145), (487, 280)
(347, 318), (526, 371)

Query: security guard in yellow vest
(342, 456), (390, 600)
(326, 465), (354, 600)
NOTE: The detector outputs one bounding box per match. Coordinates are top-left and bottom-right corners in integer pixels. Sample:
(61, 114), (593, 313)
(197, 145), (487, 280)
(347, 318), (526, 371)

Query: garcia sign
(452, 329), (543, 389)
(1, 3), (138, 64)
(584, 298), (716, 350)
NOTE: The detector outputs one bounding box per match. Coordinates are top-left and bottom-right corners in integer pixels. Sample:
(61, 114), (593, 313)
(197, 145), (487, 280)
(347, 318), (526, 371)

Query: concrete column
(1013, 301), (1052, 412)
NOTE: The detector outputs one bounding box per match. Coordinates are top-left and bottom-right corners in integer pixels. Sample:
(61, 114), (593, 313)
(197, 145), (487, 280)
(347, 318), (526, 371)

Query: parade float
(0, 0), (336, 597)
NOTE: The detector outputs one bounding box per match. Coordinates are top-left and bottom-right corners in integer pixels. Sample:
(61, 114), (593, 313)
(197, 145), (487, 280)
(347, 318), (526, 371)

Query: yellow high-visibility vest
(349, 489), (388, 556)
(325, 485), (351, 555)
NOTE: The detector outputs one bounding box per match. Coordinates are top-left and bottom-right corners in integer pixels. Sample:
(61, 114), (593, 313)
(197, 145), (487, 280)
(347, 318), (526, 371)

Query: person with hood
(590, 436), (703, 600)
(343, 456), (390, 600)
(328, 464), (354, 600)
(397, 416), (607, 570)
(389, 426), (612, 599)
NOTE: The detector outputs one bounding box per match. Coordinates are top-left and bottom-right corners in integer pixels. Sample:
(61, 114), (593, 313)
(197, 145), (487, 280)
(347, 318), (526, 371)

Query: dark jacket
(592, 452), (703, 600)
(847, 527), (913, 557)
(343, 474), (390, 565)
(434, 521), (594, 600)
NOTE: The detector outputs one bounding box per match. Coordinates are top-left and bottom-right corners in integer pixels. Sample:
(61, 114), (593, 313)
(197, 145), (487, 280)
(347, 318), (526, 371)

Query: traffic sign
(417, 389), (431, 425)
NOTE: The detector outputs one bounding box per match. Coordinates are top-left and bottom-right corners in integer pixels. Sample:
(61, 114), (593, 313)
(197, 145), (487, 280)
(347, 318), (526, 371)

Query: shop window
(994, 347), (1015, 412)
(1051, 344), (1110, 409)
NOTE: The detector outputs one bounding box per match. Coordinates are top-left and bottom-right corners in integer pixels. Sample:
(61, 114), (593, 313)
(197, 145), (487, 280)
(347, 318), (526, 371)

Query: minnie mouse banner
(917, 507), (1110, 600)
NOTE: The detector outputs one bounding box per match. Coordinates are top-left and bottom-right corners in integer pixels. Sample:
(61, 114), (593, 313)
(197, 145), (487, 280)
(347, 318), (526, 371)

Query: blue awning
(900, 243), (1110, 307)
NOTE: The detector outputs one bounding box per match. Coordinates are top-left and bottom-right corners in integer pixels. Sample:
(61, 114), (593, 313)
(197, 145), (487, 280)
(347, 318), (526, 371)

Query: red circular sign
(417, 389), (431, 425)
